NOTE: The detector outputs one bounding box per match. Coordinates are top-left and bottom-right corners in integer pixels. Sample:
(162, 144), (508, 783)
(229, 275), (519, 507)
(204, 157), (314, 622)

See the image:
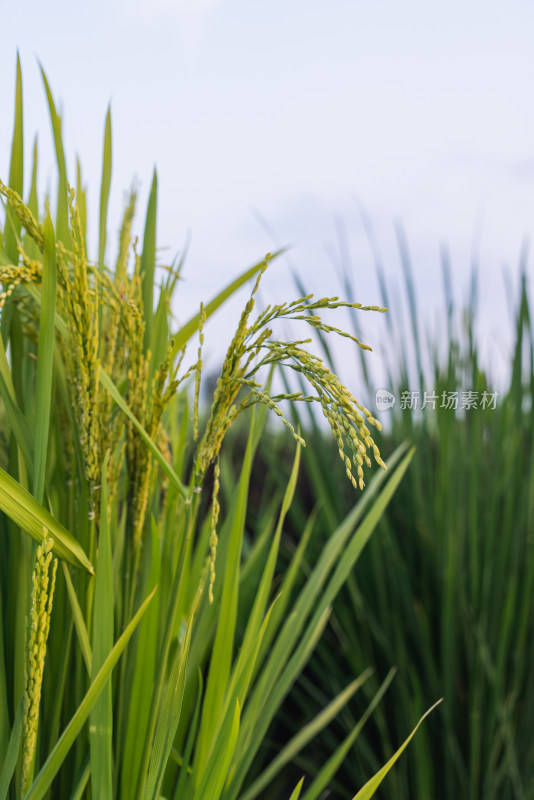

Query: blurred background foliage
(232, 243), (533, 799)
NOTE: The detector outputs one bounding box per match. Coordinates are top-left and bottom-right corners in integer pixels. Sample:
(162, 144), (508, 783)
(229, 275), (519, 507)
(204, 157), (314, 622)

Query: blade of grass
(121, 518), (161, 800)
(76, 158), (87, 246)
(68, 761), (90, 800)
(352, 699), (442, 800)
(240, 671), (372, 800)
(301, 668), (397, 800)
(193, 413), (257, 777)
(141, 169), (157, 351)
(25, 136), (40, 260)
(61, 563), (92, 674)
(33, 213), (56, 503)
(222, 609), (331, 800)
(99, 368), (190, 500)
(170, 250), (284, 357)
(193, 699), (240, 800)
(225, 445), (413, 800)
(90, 451), (114, 799)
(0, 697), (23, 800)
(288, 778), (305, 800)
(172, 669), (203, 800)
(142, 581), (202, 800)
(0, 466), (93, 572)
(225, 441), (301, 714)
(0, 333), (33, 472)
(257, 506), (317, 663)
(24, 587), (157, 800)
(39, 64), (69, 246)
(0, 588), (9, 771)
(98, 106), (112, 273)
(2, 53), (23, 265)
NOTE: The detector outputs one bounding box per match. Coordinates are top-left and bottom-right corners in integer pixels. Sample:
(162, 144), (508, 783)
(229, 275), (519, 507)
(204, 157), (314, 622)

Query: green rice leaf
(301, 669), (397, 800)
(0, 333), (33, 471)
(33, 213), (57, 503)
(240, 671), (372, 800)
(225, 441), (301, 715)
(39, 64), (70, 246)
(172, 670), (204, 799)
(225, 445), (413, 800)
(121, 518), (161, 799)
(3, 53), (23, 263)
(0, 697), (23, 800)
(0, 587), (9, 768)
(141, 169), (157, 351)
(193, 699), (240, 800)
(288, 778), (305, 800)
(26, 136), (40, 259)
(24, 587), (157, 800)
(170, 251), (284, 357)
(193, 413), (257, 776)
(352, 699), (442, 799)
(68, 761), (90, 800)
(99, 368), (190, 500)
(61, 563), (92, 674)
(98, 105), (112, 272)
(142, 581), (201, 800)
(0, 466), (93, 572)
(90, 451), (114, 799)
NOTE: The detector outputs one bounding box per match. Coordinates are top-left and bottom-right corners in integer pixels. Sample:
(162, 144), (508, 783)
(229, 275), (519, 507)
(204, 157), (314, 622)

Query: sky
(1, 0), (533, 398)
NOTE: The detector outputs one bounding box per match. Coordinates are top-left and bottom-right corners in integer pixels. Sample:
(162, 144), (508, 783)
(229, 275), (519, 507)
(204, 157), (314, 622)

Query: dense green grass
(0, 59), (434, 799)
(259, 235), (534, 798)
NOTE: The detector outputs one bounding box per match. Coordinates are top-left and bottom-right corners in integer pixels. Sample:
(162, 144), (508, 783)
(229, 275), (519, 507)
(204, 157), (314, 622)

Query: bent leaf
(25, 588), (157, 800)
(171, 250), (284, 357)
(0, 466), (93, 573)
(353, 699), (443, 800)
(99, 368), (190, 501)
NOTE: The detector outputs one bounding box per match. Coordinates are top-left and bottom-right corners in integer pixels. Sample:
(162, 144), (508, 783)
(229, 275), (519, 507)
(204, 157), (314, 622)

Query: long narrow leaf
(352, 700), (442, 800)
(98, 106), (112, 272)
(33, 213), (56, 503)
(61, 563), (92, 674)
(25, 588), (157, 800)
(193, 414), (257, 776)
(121, 519), (161, 799)
(0, 333), (33, 472)
(0, 466), (93, 572)
(170, 251), (284, 357)
(302, 669), (397, 800)
(90, 451), (114, 799)
(39, 65), (69, 246)
(142, 582), (202, 800)
(141, 170), (157, 351)
(3, 53), (23, 263)
(193, 700), (240, 800)
(240, 671), (372, 800)
(99, 368), (190, 501)
(0, 697), (23, 800)
(288, 778), (305, 800)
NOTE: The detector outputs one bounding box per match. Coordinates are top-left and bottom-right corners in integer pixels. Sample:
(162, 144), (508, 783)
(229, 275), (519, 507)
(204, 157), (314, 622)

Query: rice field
(256, 235), (534, 798)
(0, 60), (434, 799)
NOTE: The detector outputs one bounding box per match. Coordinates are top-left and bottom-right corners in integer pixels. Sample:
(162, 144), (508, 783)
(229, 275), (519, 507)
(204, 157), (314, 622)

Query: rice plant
(0, 58), (432, 799)
(264, 225), (534, 798)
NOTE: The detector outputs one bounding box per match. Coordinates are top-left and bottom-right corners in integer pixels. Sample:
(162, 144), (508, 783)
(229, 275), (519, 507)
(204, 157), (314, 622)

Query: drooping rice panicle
(192, 255), (386, 598)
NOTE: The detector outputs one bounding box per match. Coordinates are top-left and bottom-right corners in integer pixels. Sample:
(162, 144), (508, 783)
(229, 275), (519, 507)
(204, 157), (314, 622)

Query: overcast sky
(1, 0), (533, 392)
